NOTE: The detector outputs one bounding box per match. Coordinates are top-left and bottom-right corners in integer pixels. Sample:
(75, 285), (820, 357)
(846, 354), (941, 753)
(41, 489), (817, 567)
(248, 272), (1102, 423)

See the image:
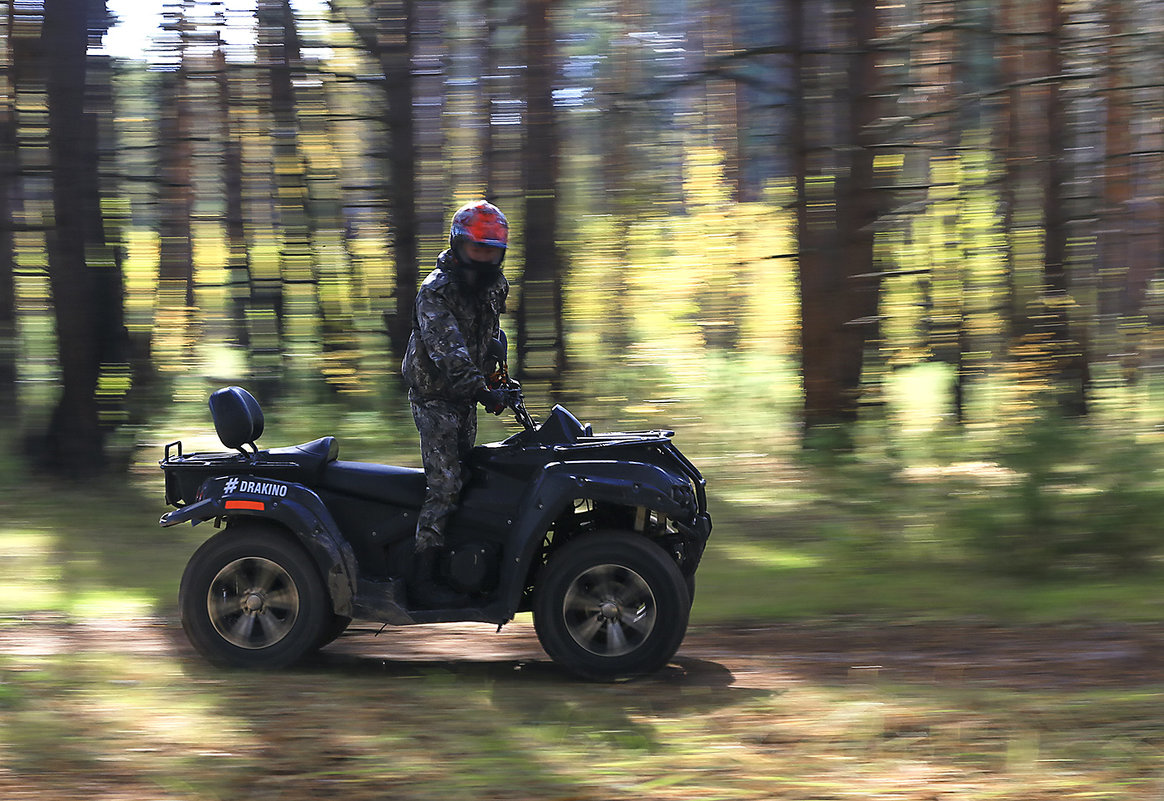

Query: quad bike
(159, 373), (711, 681)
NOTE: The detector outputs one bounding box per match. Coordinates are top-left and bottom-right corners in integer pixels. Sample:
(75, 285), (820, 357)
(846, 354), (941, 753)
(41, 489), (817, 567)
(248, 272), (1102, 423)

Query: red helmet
(449, 200), (508, 253)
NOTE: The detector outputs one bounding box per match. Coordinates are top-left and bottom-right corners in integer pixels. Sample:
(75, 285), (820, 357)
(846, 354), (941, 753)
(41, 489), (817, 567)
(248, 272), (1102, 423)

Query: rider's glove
(475, 386), (506, 415)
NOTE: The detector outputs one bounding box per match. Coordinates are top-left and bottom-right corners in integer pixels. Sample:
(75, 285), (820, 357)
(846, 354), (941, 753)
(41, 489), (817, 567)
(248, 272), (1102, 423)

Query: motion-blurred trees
(1, 0), (1164, 471)
(0, 1), (16, 417)
(332, 0), (420, 361)
(783, 0), (1161, 442)
(1000, 0), (1089, 417)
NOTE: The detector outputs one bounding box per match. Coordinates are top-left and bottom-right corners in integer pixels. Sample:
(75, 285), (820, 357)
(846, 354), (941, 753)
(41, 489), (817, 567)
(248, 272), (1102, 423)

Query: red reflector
(224, 500), (266, 511)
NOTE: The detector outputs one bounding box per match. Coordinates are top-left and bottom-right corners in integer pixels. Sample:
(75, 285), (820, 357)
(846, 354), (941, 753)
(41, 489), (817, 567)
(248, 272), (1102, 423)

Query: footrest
(352, 578), (414, 625)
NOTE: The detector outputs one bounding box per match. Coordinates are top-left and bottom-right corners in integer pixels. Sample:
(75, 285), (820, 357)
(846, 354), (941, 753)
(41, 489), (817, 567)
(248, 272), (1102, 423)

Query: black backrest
(208, 386), (265, 452)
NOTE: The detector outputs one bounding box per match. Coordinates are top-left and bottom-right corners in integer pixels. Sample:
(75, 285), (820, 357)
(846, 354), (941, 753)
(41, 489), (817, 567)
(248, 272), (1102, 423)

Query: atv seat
(320, 461), (427, 508)
(208, 386), (339, 477)
(260, 437), (340, 476)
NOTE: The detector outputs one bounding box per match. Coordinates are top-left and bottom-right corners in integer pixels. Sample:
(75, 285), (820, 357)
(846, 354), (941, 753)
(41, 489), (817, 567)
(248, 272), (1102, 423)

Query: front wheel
(179, 524), (331, 669)
(533, 532), (690, 681)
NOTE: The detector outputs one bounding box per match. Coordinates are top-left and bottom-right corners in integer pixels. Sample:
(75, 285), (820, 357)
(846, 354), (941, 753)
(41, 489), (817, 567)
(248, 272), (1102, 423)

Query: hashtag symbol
(224, 477), (239, 494)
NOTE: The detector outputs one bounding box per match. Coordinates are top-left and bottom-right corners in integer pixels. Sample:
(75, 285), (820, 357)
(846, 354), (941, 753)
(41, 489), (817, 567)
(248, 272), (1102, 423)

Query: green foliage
(943, 414), (1164, 576)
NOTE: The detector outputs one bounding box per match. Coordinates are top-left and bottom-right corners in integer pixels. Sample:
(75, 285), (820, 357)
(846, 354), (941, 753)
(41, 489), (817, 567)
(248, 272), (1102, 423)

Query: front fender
(496, 459), (698, 616)
(161, 475), (357, 617)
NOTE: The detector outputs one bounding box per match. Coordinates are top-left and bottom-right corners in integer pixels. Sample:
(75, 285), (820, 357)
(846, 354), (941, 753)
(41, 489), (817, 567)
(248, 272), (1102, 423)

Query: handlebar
(488, 362), (537, 432)
(503, 384), (537, 431)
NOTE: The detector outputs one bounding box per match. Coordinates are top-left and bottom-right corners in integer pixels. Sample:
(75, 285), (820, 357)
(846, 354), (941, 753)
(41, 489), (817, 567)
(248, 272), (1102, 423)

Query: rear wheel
(533, 532), (690, 681)
(179, 524), (330, 669)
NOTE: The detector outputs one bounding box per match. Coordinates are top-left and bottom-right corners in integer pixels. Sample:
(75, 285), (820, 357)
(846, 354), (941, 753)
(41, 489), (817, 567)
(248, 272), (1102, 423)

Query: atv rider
(401, 200), (510, 608)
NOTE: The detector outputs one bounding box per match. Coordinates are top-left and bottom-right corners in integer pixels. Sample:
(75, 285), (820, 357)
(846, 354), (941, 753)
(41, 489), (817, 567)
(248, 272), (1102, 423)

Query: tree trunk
(1099, 0), (1134, 377)
(268, 0), (314, 351)
(41, 0), (121, 475)
(215, 37), (251, 353)
(156, 10), (195, 362)
(517, 0), (566, 378)
(836, 0), (882, 419)
(86, 6), (129, 426)
(1040, 0), (1088, 415)
(376, 0), (419, 360)
(793, 0), (835, 433)
(795, 0), (855, 445)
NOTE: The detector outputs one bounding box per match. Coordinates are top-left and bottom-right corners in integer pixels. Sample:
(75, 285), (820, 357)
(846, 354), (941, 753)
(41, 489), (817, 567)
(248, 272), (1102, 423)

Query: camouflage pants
(410, 397), (478, 551)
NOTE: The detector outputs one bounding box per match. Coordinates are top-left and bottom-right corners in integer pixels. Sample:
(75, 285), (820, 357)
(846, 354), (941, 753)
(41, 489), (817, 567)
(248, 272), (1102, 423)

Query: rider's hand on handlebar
(475, 386), (507, 415)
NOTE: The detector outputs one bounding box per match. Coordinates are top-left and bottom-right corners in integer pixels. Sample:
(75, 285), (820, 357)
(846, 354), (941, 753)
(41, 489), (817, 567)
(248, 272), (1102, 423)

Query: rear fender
(497, 460), (697, 615)
(161, 475), (357, 616)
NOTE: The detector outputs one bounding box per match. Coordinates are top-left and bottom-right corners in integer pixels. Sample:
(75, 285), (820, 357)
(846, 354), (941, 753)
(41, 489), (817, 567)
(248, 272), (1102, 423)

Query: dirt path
(7, 615), (1157, 690)
(329, 619), (1164, 689)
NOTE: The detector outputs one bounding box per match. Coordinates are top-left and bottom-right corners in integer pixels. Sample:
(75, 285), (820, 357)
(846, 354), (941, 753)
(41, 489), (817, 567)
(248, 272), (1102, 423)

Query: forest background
(1, 0), (1164, 608)
(4, 1), (1164, 799)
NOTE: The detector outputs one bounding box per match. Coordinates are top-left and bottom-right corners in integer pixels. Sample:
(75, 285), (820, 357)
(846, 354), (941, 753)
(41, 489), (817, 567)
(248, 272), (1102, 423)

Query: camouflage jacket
(401, 250), (509, 403)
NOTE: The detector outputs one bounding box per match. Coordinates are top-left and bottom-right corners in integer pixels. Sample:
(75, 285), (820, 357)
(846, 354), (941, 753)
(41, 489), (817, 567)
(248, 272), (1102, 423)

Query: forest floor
(3, 615), (1164, 800)
(322, 617), (1164, 690)
(5, 615), (1163, 689)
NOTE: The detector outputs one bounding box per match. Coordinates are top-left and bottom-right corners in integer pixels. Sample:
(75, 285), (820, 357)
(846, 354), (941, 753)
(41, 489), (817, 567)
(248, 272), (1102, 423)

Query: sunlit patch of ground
(899, 460), (1018, 486)
(3, 615), (1164, 800)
